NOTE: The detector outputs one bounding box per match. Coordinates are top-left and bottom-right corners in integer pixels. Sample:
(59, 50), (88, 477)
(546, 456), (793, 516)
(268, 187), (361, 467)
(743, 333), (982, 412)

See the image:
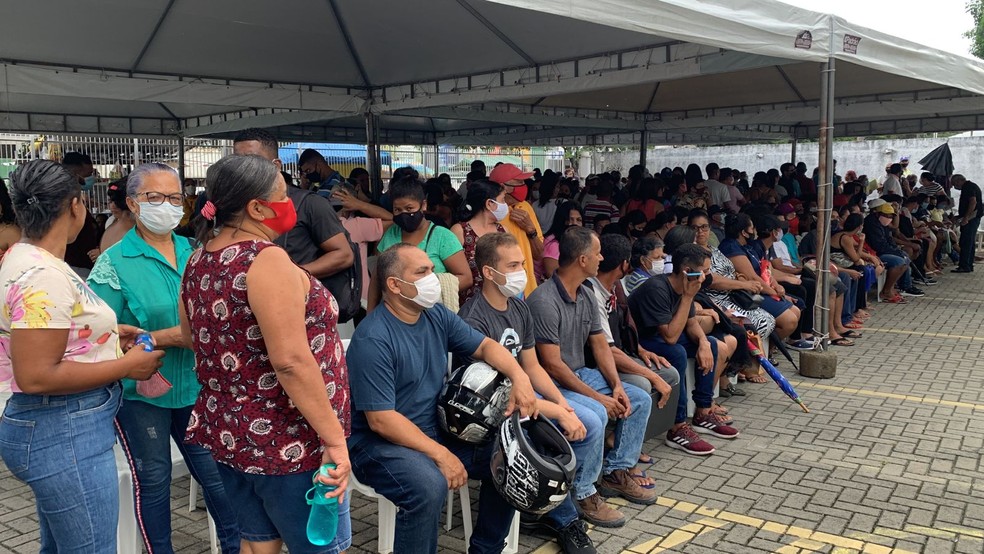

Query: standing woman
(182, 155), (351, 554)
(88, 163), (240, 553)
(450, 178), (506, 305)
(369, 176), (471, 310)
(98, 178), (136, 252)
(0, 160), (164, 552)
(0, 179), (22, 254)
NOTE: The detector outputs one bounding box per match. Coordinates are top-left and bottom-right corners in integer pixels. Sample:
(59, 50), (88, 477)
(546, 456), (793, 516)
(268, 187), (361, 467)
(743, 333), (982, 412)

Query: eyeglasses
(135, 191), (184, 207)
(690, 224), (710, 231)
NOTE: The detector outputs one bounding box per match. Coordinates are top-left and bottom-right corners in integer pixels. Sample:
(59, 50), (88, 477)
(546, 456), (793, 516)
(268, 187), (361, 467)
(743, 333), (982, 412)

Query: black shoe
(519, 512), (553, 534)
(556, 520), (597, 554)
(900, 287), (925, 297)
(951, 268), (972, 273)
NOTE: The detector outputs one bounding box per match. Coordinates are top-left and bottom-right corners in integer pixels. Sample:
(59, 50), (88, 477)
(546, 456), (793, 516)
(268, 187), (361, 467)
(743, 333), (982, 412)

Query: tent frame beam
(456, 0), (536, 65)
(131, 0), (178, 72)
(326, 0), (372, 87)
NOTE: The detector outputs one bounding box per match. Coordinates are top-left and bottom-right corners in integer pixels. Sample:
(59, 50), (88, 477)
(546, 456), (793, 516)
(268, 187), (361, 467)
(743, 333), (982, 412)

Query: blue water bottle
(306, 463), (338, 546)
(134, 332), (154, 352)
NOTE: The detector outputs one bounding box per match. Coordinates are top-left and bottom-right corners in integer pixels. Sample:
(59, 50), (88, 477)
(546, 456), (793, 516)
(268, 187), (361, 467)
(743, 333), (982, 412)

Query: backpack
(291, 192), (363, 324)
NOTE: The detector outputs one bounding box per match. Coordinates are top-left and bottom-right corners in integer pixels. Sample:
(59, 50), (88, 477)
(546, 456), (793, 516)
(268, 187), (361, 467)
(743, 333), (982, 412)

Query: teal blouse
(88, 228), (197, 408)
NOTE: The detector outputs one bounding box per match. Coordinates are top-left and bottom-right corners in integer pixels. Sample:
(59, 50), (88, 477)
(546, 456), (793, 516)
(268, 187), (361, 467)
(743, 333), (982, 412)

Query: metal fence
(0, 133), (564, 213)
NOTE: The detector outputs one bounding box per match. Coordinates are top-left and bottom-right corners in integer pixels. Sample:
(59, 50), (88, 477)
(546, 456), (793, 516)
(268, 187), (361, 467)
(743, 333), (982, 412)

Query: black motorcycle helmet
(438, 362), (512, 444)
(490, 412), (577, 515)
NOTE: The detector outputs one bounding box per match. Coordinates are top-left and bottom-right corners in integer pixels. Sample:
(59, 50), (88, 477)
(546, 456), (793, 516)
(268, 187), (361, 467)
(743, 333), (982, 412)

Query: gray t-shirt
(458, 293), (534, 361)
(526, 274), (603, 371)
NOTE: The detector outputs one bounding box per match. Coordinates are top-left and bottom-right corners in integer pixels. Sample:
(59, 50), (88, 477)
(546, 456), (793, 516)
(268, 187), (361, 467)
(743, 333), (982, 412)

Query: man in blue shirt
(346, 244), (536, 554)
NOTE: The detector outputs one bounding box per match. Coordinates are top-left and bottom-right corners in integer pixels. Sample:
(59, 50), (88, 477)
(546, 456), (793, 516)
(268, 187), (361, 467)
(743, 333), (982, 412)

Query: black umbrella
(918, 143), (954, 178)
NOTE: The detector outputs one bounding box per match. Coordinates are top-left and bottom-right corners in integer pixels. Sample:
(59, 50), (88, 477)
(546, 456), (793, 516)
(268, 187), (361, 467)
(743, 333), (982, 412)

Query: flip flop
(830, 337), (855, 346)
(630, 470), (656, 489)
(842, 330), (863, 339)
(638, 453), (654, 465)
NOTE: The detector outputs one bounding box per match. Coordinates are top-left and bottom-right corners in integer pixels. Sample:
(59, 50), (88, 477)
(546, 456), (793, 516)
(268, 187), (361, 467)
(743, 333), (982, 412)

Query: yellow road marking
(862, 327), (984, 342)
(626, 496), (919, 553)
(790, 381), (984, 411)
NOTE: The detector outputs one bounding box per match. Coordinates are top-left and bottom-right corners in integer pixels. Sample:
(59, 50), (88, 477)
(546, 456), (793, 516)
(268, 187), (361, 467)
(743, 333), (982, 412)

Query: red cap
(489, 163), (534, 185)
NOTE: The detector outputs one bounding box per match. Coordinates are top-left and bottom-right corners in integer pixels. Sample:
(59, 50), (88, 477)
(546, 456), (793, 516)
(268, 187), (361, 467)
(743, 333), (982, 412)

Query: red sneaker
(665, 424), (715, 456)
(692, 412), (740, 440)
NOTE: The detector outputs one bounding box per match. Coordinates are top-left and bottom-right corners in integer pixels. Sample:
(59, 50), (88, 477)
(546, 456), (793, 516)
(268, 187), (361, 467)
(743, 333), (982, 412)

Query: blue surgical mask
(921, 202), (929, 210)
(82, 175), (97, 191)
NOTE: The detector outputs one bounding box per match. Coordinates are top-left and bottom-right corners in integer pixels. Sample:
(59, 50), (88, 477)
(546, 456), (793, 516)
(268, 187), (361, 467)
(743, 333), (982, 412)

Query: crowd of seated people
(1, 132), (980, 554)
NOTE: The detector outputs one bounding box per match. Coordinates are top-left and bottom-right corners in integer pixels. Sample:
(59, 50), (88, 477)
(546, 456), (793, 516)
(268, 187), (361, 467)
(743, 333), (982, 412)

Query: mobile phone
(685, 272), (703, 280)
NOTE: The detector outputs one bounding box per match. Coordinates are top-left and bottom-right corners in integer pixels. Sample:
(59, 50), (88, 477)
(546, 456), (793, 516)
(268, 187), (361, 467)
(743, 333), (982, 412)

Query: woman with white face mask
(623, 236), (666, 295)
(451, 178), (508, 306)
(88, 163), (241, 553)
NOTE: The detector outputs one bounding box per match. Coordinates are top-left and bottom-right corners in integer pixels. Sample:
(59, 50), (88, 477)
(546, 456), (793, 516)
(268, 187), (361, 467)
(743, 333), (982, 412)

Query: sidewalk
(1, 272), (982, 553)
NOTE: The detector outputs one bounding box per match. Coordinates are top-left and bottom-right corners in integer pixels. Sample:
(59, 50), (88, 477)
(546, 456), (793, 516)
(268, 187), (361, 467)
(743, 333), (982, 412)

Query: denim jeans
(350, 430), (515, 554)
(115, 400), (240, 553)
(640, 335), (719, 424)
(839, 273), (858, 324)
(0, 383), (122, 553)
(879, 254), (913, 289)
(558, 368), (651, 495)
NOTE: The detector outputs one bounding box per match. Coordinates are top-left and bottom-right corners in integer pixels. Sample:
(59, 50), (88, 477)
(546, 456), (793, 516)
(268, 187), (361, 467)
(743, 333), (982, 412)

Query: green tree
(967, 0), (984, 59)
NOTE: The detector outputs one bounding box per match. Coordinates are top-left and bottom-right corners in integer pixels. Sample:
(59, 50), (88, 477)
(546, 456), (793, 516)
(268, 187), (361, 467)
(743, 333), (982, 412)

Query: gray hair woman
(88, 162), (240, 552)
(182, 154), (352, 554)
(0, 160), (163, 551)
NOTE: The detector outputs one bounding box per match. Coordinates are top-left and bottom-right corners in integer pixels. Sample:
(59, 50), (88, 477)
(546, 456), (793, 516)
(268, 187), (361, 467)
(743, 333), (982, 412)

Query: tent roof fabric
(1, 0), (983, 145)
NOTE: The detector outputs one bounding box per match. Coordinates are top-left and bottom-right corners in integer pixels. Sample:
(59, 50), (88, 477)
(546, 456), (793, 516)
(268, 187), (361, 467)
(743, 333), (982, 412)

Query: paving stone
(3, 276), (984, 553)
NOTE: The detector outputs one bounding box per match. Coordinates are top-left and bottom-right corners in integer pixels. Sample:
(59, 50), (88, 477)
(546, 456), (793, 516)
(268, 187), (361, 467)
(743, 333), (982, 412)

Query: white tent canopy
(2, 0), (983, 145)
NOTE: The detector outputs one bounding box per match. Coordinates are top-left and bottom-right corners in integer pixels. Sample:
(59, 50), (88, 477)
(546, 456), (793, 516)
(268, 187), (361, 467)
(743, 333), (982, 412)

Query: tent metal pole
(365, 113), (382, 202)
(790, 129), (797, 165)
(639, 130), (649, 168)
(177, 135), (185, 182)
(432, 142), (440, 179)
(815, 57), (835, 350)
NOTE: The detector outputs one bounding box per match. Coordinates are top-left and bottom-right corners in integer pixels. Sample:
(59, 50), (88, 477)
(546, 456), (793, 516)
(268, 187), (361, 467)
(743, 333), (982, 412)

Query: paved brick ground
(1, 271), (982, 553)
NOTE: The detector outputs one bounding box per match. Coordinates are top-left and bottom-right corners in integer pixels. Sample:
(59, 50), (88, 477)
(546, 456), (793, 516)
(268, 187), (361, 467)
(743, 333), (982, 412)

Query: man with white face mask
(458, 233), (598, 553)
(346, 244), (538, 554)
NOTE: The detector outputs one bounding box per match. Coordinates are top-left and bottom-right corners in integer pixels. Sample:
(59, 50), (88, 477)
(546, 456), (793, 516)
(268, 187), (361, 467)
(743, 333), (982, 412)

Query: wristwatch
(526, 230), (538, 239)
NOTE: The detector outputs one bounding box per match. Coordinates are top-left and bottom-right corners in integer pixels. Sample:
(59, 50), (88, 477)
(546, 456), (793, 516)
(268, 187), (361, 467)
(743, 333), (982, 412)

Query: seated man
(628, 244), (740, 457)
(585, 234), (678, 411)
(346, 244), (537, 554)
(527, 227), (657, 523)
(863, 199), (923, 301)
(458, 232), (596, 553)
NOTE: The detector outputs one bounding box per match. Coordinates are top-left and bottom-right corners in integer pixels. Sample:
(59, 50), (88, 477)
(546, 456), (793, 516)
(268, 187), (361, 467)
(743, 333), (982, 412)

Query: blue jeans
(215, 464), (351, 554)
(115, 400), (240, 553)
(0, 383), (122, 553)
(350, 430), (515, 554)
(640, 335), (719, 424)
(558, 368), (652, 498)
(879, 254), (912, 289)
(839, 273), (858, 324)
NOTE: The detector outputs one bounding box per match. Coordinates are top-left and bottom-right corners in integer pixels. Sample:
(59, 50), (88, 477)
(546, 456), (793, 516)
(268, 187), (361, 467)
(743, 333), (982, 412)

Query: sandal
(712, 403), (729, 415)
(638, 453), (654, 465)
(630, 469), (656, 489)
(830, 337), (855, 346)
(743, 372), (769, 384)
(842, 330), (863, 339)
(721, 384), (746, 397)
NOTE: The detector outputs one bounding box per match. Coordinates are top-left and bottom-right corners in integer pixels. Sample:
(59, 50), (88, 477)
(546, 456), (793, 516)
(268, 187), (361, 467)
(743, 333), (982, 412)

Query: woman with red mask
(184, 154), (352, 554)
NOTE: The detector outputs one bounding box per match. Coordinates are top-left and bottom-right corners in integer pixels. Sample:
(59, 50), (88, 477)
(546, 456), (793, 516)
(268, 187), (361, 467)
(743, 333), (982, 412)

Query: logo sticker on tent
(843, 35), (862, 54)
(795, 31), (813, 50)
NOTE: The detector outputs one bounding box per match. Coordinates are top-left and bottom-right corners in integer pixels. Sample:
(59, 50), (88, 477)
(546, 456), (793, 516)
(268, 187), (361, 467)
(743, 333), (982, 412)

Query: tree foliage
(967, 0), (984, 59)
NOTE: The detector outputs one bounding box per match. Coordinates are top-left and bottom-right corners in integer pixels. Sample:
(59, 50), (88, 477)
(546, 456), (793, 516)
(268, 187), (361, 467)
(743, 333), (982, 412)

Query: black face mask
(393, 211), (424, 233)
(305, 171), (321, 184)
(700, 273), (714, 290)
(630, 228), (645, 238)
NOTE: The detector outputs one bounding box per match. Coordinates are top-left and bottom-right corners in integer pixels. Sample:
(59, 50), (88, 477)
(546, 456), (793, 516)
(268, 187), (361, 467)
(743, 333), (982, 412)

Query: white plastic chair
(115, 439), (218, 554)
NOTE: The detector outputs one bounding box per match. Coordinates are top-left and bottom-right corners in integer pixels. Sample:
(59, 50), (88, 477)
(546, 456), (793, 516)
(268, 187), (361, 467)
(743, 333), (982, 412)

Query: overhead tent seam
(2, 0), (984, 144)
